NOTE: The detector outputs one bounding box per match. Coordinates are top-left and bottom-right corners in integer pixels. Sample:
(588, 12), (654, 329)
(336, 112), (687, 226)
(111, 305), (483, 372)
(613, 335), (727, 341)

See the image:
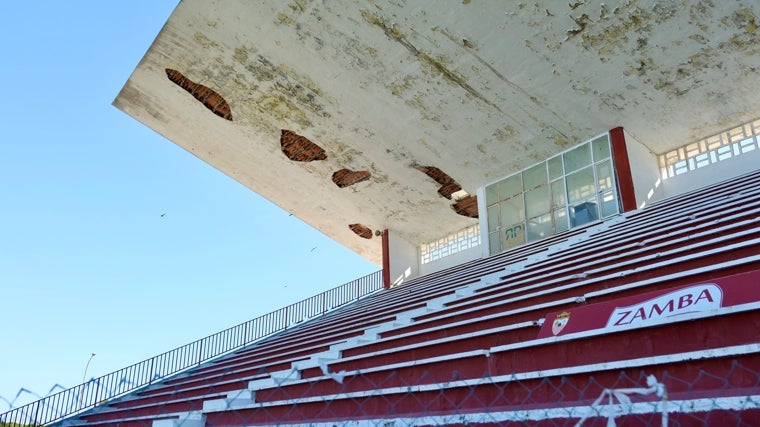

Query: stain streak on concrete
(360, 9), (503, 113)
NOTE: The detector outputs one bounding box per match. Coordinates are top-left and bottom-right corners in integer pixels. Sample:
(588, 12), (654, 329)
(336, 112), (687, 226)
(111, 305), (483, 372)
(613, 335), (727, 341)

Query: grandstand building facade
(3, 0), (760, 425)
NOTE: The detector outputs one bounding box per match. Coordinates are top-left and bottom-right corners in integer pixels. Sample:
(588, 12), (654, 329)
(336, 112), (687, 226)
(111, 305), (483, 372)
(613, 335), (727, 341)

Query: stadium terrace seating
(60, 170), (760, 427)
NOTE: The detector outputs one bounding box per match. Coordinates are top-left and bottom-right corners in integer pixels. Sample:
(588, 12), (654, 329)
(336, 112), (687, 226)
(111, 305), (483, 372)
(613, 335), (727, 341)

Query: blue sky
(0, 2), (377, 407)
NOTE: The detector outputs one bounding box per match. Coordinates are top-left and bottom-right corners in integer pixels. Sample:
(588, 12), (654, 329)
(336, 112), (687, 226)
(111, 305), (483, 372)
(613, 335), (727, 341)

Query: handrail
(0, 270), (384, 426)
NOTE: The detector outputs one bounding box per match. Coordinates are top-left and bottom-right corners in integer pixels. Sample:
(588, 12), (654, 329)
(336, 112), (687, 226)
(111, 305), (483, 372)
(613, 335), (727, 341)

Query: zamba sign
(605, 284), (721, 328)
(538, 270), (760, 339)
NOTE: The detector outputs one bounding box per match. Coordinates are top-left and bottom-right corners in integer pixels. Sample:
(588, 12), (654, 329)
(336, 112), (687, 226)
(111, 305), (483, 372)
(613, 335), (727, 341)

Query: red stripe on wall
(609, 127), (638, 212)
(382, 229), (391, 289)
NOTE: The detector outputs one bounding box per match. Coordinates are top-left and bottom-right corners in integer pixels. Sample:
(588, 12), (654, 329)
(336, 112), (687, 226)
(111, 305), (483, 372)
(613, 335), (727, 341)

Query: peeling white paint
(115, 0), (760, 264)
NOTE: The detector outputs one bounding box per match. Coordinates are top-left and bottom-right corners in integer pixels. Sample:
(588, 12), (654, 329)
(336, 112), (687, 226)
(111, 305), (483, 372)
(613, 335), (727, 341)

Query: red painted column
(609, 127), (638, 212)
(381, 229), (391, 289)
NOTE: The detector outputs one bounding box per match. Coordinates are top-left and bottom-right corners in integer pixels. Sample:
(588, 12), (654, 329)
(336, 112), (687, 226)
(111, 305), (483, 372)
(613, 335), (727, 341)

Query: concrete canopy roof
(114, 0), (760, 265)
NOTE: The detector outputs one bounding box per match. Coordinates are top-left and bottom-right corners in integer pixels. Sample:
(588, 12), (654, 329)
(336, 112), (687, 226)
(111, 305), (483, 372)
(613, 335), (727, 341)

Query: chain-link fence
(2, 357), (759, 426)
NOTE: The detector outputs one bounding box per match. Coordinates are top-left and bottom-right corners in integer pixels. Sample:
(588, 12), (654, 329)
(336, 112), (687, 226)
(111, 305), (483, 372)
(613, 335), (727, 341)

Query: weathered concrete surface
(114, 0), (760, 264)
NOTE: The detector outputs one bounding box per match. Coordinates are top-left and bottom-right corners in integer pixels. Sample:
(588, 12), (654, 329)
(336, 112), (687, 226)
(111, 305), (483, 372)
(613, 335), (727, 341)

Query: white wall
(622, 129), (760, 208)
(388, 231), (419, 287)
(387, 229), (484, 286)
(658, 149), (760, 201)
(477, 186), (492, 258)
(418, 245), (482, 277)
(622, 130), (664, 209)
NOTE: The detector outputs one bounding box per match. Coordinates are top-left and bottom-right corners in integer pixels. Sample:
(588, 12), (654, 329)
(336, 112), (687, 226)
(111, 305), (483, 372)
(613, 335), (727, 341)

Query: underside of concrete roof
(114, 0), (760, 265)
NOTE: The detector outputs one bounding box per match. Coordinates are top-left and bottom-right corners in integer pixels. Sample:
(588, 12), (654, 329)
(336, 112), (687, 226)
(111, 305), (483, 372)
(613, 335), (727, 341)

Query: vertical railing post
(93, 378), (100, 408)
(33, 400), (41, 426)
(242, 321), (248, 348)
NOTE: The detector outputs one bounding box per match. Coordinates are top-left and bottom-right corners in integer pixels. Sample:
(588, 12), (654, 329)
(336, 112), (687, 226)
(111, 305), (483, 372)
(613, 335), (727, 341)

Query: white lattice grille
(420, 224), (481, 264)
(660, 118), (760, 179)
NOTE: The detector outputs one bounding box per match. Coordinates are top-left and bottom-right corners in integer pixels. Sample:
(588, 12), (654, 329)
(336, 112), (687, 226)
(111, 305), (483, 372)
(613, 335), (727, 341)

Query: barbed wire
(4, 358), (758, 427)
(0, 385), (69, 413)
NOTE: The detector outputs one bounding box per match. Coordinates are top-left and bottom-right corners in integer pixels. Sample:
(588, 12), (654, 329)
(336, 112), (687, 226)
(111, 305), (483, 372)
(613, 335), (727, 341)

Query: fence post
(33, 401), (41, 426)
(242, 321), (248, 348)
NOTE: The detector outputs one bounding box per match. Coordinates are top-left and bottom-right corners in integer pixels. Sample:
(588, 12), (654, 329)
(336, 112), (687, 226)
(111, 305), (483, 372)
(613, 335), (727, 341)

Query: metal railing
(0, 270), (384, 426)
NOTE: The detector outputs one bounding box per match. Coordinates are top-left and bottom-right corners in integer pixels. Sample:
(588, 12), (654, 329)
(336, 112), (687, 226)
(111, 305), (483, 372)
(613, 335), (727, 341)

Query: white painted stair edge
(152, 410), (206, 427)
(202, 389), (254, 413)
(204, 217), (632, 413)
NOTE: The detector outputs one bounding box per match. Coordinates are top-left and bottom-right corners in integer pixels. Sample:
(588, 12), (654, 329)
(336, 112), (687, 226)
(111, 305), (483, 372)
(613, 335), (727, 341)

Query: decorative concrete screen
(659, 118), (760, 179)
(485, 133), (620, 254)
(419, 223), (481, 265)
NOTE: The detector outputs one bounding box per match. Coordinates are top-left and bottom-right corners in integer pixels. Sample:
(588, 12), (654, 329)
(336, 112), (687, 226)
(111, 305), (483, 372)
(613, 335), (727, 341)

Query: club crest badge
(552, 311), (571, 335)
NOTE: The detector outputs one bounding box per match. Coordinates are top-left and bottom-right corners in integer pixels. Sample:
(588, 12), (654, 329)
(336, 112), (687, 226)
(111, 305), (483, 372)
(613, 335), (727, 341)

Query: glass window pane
(595, 159), (614, 191)
(563, 143), (591, 173)
(548, 155), (563, 180)
(600, 190), (619, 218)
(525, 185), (550, 219)
(571, 198), (599, 227)
(553, 208), (569, 233)
(489, 231), (502, 254)
(485, 135), (622, 245)
(551, 180), (566, 209)
(500, 195), (525, 225)
(526, 213), (552, 242)
(566, 166), (596, 204)
(497, 174), (522, 201)
(592, 135), (611, 161)
(487, 204), (500, 232)
(523, 163), (547, 189)
(501, 222), (525, 249)
(485, 183), (499, 206)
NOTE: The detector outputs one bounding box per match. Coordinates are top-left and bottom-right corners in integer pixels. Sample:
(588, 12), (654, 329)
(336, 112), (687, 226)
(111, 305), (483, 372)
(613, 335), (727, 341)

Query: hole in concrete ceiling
(415, 165), (463, 199)
(349, 223), (373, 239)
(451, 195), (479, 218)
(438, 183), (464, 199)
(280, 130), (328, 162)
(332, 168), (372, 188)
(165, 69), (233, 121)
